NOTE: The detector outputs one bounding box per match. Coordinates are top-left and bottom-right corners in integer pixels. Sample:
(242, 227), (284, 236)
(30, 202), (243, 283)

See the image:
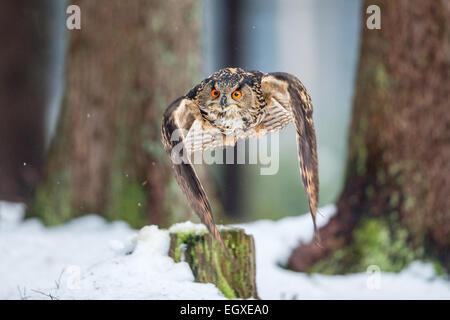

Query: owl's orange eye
(211, 89), (220, 98)
(232, 90), (242, 100)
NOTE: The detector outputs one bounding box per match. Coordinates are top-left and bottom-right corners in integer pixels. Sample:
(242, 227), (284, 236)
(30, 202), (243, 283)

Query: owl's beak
(220, 96), (227, 109)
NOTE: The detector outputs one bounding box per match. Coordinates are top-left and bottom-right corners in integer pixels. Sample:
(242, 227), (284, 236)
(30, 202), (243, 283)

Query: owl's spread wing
(161, 97), (232, 257)
(261, 72), (320, 242)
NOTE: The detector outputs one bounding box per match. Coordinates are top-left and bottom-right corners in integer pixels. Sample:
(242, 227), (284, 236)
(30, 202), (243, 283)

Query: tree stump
(168, 225), (258, 299)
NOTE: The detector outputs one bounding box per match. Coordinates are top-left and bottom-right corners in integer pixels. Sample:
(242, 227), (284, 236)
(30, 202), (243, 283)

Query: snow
(169, 221), (208, 234)
(239, 205), (450, 299)
(0, 203), (224, 300)
(169, 220), (234, 234)
(0, 201), (449, 300)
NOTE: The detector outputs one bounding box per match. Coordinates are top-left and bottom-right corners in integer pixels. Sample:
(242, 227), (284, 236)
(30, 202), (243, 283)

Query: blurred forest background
(0, 0), (448, 274)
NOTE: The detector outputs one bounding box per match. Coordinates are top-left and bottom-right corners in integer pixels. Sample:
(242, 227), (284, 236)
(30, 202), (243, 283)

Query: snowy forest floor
(0, 202), (449, 300)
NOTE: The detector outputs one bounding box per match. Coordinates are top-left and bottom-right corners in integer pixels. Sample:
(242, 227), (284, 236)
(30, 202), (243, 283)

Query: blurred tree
(27, 0), (207, 228)
(217, 0), (246, 218)
(0, 1), (60, 203)
(289, 0), (450, 273)
(214, 0), (277, 220)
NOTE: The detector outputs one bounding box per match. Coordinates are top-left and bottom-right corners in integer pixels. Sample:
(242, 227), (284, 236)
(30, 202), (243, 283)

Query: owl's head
(194, 68), (259, 116)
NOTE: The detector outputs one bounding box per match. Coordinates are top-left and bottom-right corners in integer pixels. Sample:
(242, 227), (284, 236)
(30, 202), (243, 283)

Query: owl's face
(198, 80), (254, 113)
(193, 68), (265, 132)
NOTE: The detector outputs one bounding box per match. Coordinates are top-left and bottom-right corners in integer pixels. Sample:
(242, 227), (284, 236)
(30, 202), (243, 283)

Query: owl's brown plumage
(161, 68), (320, 254)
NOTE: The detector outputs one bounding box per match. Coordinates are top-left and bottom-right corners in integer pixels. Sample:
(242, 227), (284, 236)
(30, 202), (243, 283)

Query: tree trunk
(169, 227), (258, 299)
(217, 0), (246, 219)
(289, 0), (450, 273)
(0, 1), (61, 203)
(27, 0), (204, 228)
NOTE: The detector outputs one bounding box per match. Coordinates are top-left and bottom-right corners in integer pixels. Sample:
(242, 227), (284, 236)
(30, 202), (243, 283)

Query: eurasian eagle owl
(162, 68), (319, 256)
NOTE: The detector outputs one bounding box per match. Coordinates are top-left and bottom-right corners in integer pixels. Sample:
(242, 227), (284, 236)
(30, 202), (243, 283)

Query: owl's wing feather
(260, 98), (293, 132)
(161, 97), (233, 258)
(184, 119), (224, 153)
(261, 73), (320, 243)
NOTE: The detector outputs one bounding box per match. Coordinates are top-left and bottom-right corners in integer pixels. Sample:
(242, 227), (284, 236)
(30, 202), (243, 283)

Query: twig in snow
(31, 289), (59, 300)
(17, 286), (29, 300)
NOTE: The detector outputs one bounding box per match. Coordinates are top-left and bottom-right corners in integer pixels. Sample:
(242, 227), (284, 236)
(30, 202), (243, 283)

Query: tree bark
(289, 0), (450, 272)
(27, 0), (204, 228)
(169, 227), (258, 299)
(0, 1), (58, 202)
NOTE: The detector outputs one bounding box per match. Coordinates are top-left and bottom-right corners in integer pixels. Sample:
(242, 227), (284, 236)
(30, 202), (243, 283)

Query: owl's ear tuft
(186, 83), (202, 99)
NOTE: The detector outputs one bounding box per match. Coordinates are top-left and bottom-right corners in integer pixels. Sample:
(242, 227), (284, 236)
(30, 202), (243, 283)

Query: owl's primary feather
(161, 67), (320, 252)
(161, 97), (230, 257)
(261, 72), (320, 243)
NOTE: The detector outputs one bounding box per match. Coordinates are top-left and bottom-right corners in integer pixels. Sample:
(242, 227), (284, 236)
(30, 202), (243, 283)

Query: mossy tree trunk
(169, 227), (258, 299)
(27, 0), (205, 228)
(289, 0), (450, 273)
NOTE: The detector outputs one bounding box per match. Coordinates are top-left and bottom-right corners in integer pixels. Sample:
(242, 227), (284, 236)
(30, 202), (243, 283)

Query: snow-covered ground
(0, 201), (449, 300)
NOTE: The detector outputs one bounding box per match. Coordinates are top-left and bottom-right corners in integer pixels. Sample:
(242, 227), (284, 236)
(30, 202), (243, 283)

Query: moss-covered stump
(168, 226), (258, 299)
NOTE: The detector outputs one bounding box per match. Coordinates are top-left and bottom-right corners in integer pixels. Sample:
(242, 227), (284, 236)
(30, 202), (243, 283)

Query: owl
(161, 68), (319, 256)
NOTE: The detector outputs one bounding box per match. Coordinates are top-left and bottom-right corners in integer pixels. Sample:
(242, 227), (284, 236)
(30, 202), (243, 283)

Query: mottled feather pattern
(194, 68), (266, 132)
(262, 99), (292, 132)
(183, 99), (292, 154)
(161, 98), (234, 259)
(161, 68), (320, 254)
(267, 72), (319, 242)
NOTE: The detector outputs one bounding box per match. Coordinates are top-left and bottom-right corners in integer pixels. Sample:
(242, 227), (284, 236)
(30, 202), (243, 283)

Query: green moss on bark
(104, 126), (148, 228)
(308, 216), (425, 274)
(169, 228), (258, 299)
(26, 168), (74, 226)
(106, 179), (147, 228)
